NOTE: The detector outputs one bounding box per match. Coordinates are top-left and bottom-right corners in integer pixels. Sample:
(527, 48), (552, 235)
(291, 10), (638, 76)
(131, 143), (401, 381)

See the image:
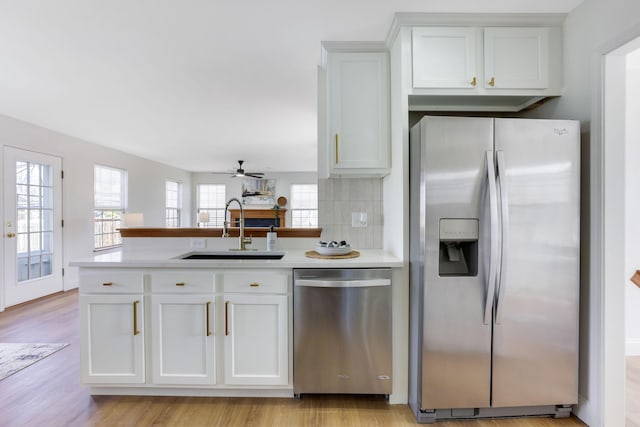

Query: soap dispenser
(266, 225), (277, 251)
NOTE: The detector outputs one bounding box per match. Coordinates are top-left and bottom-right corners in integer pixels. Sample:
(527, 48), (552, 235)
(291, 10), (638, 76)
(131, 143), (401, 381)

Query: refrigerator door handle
(495, 150), (509, 324)
(484, 150), (499, 325)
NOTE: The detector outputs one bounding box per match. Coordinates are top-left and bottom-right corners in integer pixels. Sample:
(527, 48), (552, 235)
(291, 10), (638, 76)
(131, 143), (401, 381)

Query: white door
(3, 146), (63, 307)
(412, 27), (479, 88)
(224, 294), (288, 386)
(327, 51), (390, 172)
(80, 294), (145, 384)
(151, 294), (216, 385)
(483, 27), (549, 89)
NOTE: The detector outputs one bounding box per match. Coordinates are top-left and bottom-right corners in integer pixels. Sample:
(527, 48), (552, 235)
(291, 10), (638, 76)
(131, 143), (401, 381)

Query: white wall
(626, 51), (640, 356)
(0, 114), (192, 295)
(528, 0), (640, 425)
(191, 171), (317, 227)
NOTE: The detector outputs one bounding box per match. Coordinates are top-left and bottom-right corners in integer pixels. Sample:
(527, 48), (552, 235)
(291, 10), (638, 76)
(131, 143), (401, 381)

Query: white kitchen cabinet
(483, 27), (549, 89)
(223, 270), (289, 386)
(80, 294), (145, 384)
(321, 43), (390, 177)
(150, 294), (215, 385)
(79, 269), (145, 384)
(149, 271), (216, 385)
(411, 26), (558, 106)
(78, 266), (292, 394)
(223, 293), (288, 386)
(412, 27), (479, 89)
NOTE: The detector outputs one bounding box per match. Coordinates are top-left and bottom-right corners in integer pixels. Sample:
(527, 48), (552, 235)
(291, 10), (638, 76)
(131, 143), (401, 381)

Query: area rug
(0, 343), (69, 381)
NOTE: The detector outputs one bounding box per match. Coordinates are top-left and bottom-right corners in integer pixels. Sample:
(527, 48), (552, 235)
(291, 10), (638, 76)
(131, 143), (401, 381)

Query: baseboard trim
(573, 393), (591, 426)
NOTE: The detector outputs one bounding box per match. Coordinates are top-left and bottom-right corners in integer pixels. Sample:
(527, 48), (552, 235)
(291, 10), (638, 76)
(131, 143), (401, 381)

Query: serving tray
(304, 250), (360, 259)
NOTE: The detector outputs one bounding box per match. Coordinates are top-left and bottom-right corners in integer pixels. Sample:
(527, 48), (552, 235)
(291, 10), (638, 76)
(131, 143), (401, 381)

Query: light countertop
(69, 249), (404, 269)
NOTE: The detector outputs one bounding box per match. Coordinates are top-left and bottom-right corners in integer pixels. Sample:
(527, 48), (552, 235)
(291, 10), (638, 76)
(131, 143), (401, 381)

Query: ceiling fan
(229, 160), (264, 178)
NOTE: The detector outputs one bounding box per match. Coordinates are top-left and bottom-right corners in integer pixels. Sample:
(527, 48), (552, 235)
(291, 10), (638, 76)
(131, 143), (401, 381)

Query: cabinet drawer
(149, 271), (215, 293)
(223, 271), (289, 294)
(80, 269), (143, 294)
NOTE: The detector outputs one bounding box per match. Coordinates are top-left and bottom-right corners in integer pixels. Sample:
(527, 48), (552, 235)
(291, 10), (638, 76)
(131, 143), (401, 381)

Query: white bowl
(315, 245), (352, 256)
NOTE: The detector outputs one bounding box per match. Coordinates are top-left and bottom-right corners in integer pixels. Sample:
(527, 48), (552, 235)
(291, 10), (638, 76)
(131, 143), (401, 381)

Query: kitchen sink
(178, 250), (286, 260)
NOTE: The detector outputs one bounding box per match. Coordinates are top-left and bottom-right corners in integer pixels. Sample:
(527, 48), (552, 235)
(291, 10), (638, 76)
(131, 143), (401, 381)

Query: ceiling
(0, 0), (584, 173)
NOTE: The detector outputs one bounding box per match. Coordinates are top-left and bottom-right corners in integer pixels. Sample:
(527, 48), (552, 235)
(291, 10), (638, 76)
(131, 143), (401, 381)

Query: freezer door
(492, 118), (580, 407)
(420, 116), (494, 409)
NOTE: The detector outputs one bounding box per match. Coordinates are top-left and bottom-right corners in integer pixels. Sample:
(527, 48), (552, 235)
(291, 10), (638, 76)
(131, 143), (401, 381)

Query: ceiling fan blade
(245, 172), (264, 178)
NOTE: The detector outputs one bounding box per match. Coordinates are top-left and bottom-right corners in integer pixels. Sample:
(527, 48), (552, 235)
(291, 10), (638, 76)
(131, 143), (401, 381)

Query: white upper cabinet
(412, 27), (479, 89)
(483, 27), (549, 89)
(320, 43), (390, 178)
(409, 25), (560, 110)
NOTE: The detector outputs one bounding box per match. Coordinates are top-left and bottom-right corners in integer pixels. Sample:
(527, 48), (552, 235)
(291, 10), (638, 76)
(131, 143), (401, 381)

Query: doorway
(601, 32), (640, 427)
(2, 146), (63, 307)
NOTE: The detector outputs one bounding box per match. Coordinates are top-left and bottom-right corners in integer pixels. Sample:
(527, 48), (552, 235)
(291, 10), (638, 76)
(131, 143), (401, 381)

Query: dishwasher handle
(295, 278), (391, 288)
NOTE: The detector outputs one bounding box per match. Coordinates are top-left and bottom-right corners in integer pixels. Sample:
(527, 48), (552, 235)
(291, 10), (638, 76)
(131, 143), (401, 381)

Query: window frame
(94, 164), (127, 251)
(197, 183), (226, 227)
(165, 180), (182, 228)
(290, 184), (318, 228)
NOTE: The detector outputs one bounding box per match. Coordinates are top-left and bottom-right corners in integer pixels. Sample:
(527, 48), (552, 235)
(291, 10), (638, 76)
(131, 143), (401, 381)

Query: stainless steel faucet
(222, 198), (252, 250)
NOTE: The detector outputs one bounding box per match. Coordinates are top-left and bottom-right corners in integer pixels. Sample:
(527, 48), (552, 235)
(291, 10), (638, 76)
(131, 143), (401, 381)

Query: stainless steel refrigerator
(409, 116), (580, 423)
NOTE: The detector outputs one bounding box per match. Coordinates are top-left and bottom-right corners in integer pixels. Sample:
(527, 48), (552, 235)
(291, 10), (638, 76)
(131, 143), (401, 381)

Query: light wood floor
(0, 290), (594, 426)
(628, 355), (640, 427)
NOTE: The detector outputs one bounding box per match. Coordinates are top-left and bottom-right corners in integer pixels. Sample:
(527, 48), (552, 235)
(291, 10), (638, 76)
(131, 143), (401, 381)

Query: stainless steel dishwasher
(293, 268), (392, 396)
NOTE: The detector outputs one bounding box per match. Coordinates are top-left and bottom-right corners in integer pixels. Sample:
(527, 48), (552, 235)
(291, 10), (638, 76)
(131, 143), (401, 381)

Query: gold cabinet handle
(6, 232), (16, 238)
(335, 133), (339, 164)
(249, 282), (260, 287)
(133, 300), (140, 336)
(206, 301), (212, 336)
(103, 282), (113, 286)
(488, 77), (495, 87)
(470, 76), (477, 87)
(176, 282), (185, 287)
(225, 301), (230, 336)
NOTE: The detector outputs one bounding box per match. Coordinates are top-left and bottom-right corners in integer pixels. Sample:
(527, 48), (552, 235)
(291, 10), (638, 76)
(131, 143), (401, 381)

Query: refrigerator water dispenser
(439, 219), (478, 276)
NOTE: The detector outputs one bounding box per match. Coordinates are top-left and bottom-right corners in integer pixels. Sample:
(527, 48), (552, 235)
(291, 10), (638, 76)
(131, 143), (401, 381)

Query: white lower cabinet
(79, 267), (291, 394)
(223, 293), (288, 385)
(80, 294), (145, 384)
(150, 294), (215, 385)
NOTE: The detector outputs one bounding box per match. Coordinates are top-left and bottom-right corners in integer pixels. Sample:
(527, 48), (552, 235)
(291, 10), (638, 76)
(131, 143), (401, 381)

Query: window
(94, 165), (127, 249)
(290, 184), (318, 228)
(197, 184), (226, 227)
(165, 180), (181, 227)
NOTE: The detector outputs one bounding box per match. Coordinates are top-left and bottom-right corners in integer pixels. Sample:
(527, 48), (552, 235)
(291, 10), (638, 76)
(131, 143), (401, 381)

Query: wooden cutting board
(304, 250), (360, 259)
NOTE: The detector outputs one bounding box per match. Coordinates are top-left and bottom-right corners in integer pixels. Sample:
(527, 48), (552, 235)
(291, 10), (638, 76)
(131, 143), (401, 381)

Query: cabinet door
(412, 27), (478, 89)
(151, 295), (215, 385)
(80, 294), (144, 384)
(224, 294), (288, 385)
(327, 51), (389, 174)
(484, 27), (549, 89)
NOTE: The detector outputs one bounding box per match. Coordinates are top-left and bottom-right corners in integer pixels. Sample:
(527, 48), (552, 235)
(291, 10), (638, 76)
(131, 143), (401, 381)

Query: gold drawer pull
(488, 77), (495, 87)
(225, 301), (230, 336)
(206, 301), (212, 336)
(470, 76), (477, 86)
(102, 282), (113, 286)
(133, 300), (140, 336)
(176, 282), (185, 286)
(249, 282), (260, 287)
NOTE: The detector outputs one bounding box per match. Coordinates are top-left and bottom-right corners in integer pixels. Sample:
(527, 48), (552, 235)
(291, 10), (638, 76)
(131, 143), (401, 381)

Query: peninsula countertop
(69, 248), (404, 269)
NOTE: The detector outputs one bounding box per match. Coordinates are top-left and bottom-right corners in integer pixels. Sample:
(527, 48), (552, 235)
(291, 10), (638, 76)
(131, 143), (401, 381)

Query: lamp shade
(197, 211), (210, 223)
(122, 213), (144, 227)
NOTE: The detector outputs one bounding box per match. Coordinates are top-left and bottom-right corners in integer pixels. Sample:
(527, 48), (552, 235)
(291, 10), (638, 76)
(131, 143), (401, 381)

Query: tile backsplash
(318, 178), (383, 249)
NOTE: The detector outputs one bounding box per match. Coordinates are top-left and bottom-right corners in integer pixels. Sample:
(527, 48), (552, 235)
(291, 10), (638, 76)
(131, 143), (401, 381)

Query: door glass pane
(16, 162), (28, 184)
(15, 160), (54, 282)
